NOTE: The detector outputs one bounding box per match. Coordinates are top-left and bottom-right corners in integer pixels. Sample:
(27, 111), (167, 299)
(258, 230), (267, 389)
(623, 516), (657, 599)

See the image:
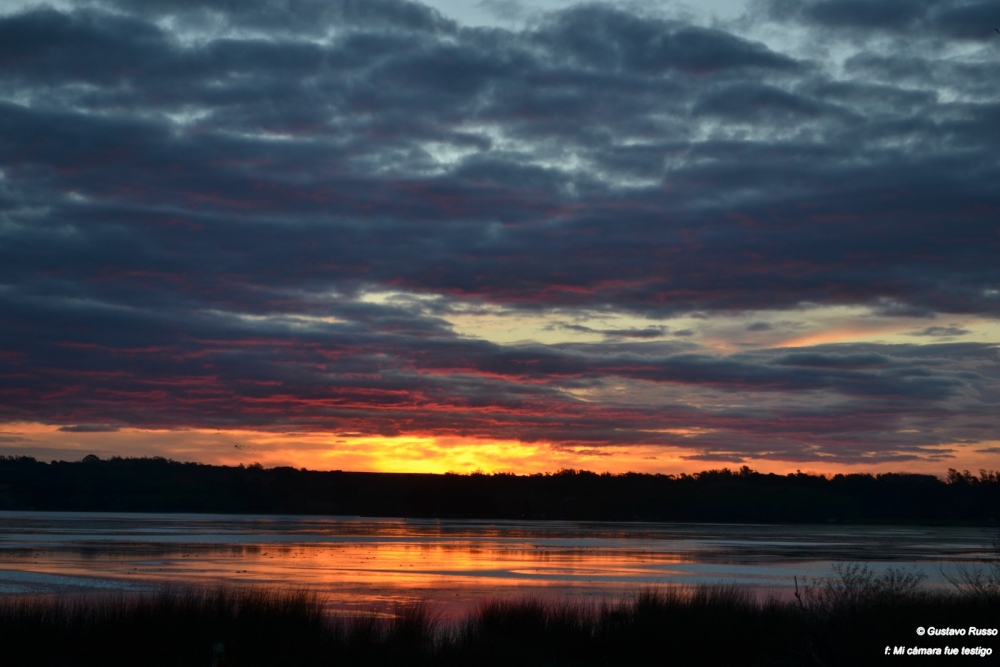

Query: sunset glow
(3, 421), (996, 479)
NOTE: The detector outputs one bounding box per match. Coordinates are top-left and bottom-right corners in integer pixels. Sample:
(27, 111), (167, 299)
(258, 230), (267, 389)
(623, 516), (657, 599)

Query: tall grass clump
(331, 603), (439, 666)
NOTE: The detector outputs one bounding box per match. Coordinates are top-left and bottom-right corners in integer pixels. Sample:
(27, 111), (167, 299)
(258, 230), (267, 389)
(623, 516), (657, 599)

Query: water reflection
(0, 512), (993, 618)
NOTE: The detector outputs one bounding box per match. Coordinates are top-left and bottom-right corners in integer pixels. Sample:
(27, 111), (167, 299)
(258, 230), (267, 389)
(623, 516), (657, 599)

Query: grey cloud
(0, 8), (173, 86)
(536, 5), (799, 74)
(773, 352), (890, 368)
(477, 0), (525, 22)
(909, 325), (971, 337)
(772, 0), (934, 30)
(763, 0), (998, 40)
(693, 83), (826, 121)
(103, 0), (456, 35)
(681, 452), (747, 463)
(557, 324), (669, 338)
(58, 424), (121, 432)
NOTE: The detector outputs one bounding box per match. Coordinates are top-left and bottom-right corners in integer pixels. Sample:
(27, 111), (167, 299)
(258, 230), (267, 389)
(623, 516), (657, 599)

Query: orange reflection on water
(0, 540), (693, 618)
(11, 512), (983, 618)
(6, 514), (975, 619)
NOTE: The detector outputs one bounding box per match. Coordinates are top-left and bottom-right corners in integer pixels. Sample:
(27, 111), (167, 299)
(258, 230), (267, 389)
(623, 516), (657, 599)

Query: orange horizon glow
(2, 421), (996, 480)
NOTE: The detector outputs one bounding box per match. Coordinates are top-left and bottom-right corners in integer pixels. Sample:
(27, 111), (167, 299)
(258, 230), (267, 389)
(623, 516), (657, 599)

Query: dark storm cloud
(1, 1), (996, 318)
(763, 0), (999, 39)
(1, 0), (999, 463)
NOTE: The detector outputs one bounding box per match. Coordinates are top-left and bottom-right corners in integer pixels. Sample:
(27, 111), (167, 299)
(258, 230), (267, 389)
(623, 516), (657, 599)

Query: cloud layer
(1, 0), (998, 468)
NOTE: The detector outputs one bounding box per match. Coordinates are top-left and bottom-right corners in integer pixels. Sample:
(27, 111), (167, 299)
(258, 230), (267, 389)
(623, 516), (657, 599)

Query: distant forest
(1, 456), (998, 523)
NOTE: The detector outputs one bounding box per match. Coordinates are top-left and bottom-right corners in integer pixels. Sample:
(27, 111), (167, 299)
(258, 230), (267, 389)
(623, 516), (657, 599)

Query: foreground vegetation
(1, 566), (997, 666)
(2, 455), (999, 522)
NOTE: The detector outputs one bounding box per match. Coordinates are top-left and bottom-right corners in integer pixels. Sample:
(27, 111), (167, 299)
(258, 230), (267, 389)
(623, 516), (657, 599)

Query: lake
(0, 512), (994, 618)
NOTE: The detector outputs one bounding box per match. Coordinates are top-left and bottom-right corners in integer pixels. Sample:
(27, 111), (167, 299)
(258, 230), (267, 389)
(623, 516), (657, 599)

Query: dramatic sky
(1, 0), (999, 475)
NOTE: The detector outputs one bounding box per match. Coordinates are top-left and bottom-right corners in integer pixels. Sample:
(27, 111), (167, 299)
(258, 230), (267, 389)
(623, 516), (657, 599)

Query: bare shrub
(806, 563), (926, 610)
(945, 531), (1000, 600)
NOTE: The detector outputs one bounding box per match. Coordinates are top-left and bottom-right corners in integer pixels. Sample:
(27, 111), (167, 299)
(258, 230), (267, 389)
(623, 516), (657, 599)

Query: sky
(1, 0), (999, 476)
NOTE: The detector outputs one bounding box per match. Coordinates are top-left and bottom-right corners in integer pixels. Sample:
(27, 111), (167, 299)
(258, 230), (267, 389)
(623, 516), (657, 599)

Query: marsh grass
(0, 577), (997, 666)
(0, 587), (330, 666)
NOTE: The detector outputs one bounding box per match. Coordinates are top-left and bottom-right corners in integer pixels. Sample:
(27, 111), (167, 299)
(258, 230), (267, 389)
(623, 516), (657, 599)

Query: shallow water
(0, 512), (994, 617)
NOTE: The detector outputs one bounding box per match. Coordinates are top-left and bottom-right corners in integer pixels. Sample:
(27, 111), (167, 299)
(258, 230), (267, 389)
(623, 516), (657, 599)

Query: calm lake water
(0, 512), (995, 617)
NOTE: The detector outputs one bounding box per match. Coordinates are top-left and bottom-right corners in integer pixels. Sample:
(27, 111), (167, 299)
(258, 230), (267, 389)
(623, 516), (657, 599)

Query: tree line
(0, 456), (997, 523)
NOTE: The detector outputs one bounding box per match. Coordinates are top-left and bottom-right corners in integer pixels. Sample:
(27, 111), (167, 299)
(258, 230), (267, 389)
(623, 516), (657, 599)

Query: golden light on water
(0, 535), (694, 618)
